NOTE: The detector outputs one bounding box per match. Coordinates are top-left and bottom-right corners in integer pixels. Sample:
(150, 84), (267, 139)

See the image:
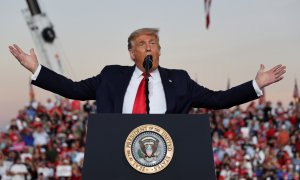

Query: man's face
(129, 34), (160, 72)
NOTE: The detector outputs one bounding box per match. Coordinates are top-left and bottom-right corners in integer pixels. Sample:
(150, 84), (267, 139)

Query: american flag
(204, 0), (212, 29)
(293, 79), (299, 99)
(29, 78), (35, 102)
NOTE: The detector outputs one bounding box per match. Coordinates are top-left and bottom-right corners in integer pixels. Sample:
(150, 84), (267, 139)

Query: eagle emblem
(138, 137), (160, 162)
(124, 124), (174, 174)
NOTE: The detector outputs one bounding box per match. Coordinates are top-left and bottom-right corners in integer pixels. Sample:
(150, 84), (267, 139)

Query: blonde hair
(128, 28), (160, 50)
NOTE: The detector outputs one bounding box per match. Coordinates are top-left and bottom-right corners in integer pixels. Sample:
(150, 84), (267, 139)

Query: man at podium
(9, 28), (286, 113)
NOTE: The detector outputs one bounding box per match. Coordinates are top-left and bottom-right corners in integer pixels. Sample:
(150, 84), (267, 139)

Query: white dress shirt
(122, 66), (167, 114)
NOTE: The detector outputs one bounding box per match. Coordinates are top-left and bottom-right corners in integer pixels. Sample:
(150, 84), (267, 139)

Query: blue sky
(1, 0), (299, 127)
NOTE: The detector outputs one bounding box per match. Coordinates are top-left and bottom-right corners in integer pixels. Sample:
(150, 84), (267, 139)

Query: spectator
(8, 154), (29, 180)
(21, 128), (34, 147)
(44, 98), (55, 111)
(33, 124), (49, 147)
(83, 101), (92, 114)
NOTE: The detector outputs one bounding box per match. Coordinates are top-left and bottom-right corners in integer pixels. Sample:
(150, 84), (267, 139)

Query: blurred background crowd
(0, 95), (299, 179)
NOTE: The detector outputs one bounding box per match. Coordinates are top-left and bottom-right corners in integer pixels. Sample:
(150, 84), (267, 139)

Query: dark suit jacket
(32, 65), (258, 113)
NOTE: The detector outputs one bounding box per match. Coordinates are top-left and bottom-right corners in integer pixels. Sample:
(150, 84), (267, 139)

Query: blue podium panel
(83, 114), (216, 180)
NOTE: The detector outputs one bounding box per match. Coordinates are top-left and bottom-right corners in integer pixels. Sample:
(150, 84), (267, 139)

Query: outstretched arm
(9, 44), (99, 100)
(255, 64), (286, 89)
(9, 44), (39, 74)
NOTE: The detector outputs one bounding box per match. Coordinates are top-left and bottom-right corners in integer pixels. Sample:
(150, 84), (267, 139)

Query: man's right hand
(9, 44), (39, 74)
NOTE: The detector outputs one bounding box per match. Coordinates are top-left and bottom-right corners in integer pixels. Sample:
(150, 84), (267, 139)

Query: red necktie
(132, 73), (146, 114)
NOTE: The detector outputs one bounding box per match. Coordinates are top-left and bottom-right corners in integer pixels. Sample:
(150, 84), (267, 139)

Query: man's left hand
(255, 64), (286, 89)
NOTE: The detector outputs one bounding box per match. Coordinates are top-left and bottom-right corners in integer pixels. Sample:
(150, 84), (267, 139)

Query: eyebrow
(137, 39), (157, 43)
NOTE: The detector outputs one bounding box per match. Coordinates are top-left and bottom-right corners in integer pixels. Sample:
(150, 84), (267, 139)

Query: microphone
(143, 55), (153, 71)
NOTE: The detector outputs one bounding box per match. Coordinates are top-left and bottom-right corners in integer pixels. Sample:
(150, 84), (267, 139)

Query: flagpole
(293, 79), (299, 103)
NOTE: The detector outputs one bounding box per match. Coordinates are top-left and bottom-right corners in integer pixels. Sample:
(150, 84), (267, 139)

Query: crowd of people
(0, 98), (96, 180)
(200, 99), (300, 180)
(0, 97), (299, 179)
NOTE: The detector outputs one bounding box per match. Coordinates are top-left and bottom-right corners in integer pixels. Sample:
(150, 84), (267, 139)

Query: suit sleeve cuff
(252, 79), (263, 97)
(31, 64), (42, 81)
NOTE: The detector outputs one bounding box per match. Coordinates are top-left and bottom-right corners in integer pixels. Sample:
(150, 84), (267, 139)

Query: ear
(129, 49), (135, 60)
(158, 46), (161, 56)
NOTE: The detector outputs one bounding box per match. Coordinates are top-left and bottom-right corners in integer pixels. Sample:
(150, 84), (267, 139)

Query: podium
(82, 114), (216, 180)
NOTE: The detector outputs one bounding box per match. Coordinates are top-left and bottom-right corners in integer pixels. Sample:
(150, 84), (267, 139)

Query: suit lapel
(159, 67), (176, 113)
(116, 65), (135, 113)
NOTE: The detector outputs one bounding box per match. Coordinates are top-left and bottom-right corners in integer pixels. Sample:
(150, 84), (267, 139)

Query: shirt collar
(133, 66), (159, 80)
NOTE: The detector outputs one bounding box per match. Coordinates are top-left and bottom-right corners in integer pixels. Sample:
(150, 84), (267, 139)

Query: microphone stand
(145, 67), (150, 114)
(143, 55), (152, 114)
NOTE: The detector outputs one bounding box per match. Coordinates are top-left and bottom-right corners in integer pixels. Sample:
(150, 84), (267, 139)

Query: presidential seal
(124, 124), (174, 174)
